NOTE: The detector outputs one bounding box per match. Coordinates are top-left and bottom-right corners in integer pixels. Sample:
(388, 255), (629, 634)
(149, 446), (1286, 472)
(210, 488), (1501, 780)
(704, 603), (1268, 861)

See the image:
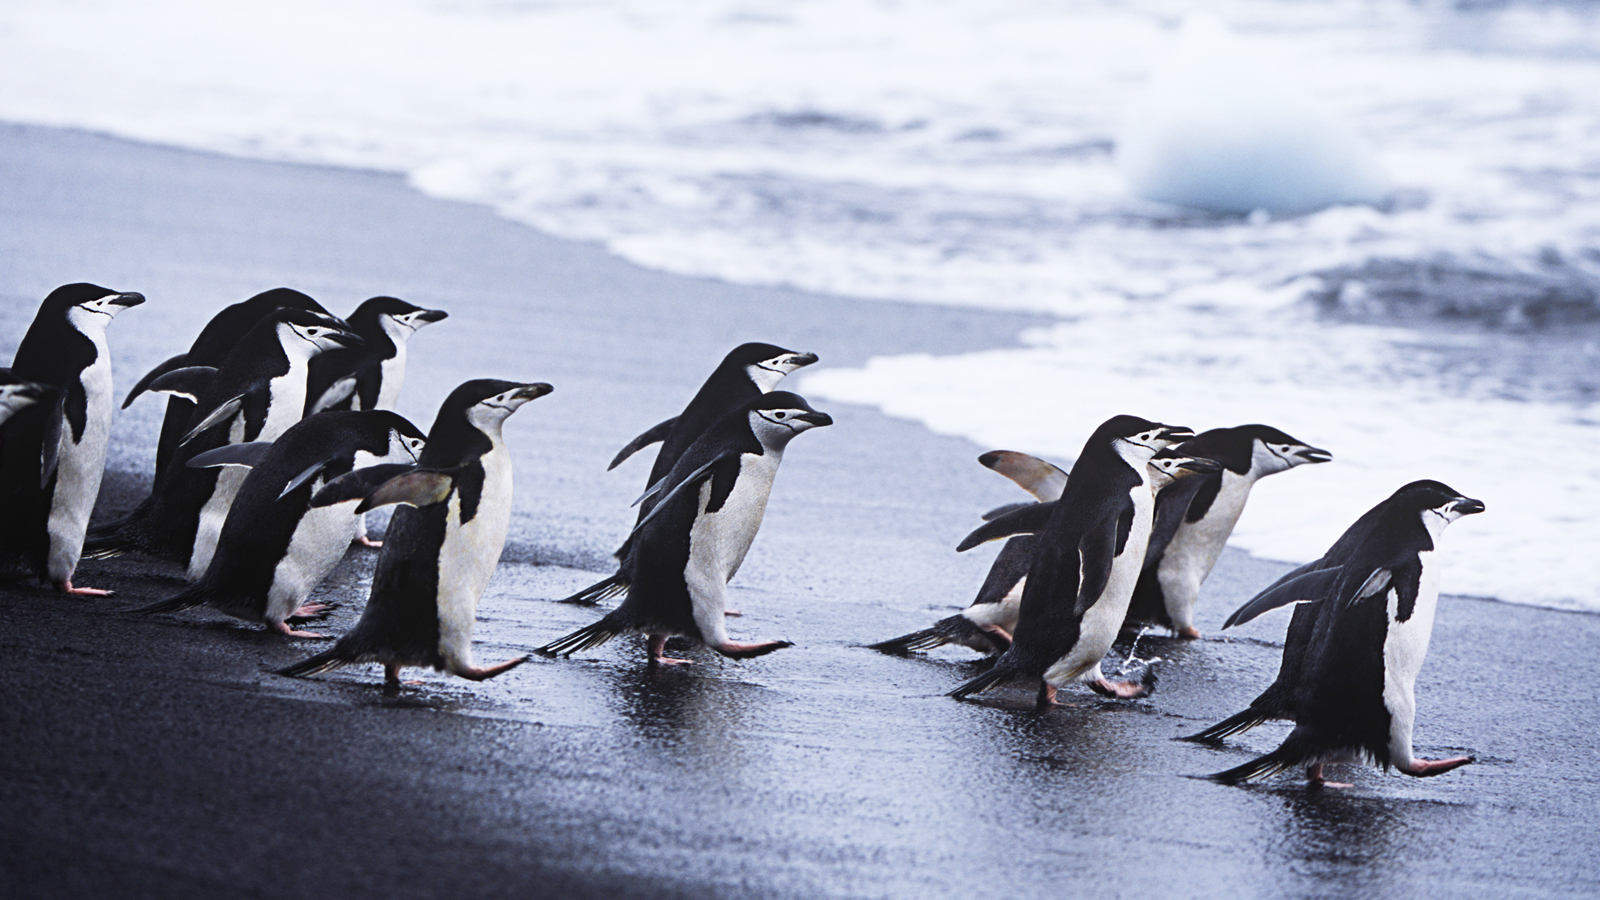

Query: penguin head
(367, 410), (429, 465)
(1240, 424), (1332, 476)
(350, 296), (449, 342)
(748, 391), (833, 447)
(1102, 415), (1193, 464)
(725, 342), (820, 392)
(1147, 449), (1223, 489)
(48, 283), (144, 335)
(277, 309), (364, 358)
(459, 380), (554, 430)
(1396, 480), (1485, 537)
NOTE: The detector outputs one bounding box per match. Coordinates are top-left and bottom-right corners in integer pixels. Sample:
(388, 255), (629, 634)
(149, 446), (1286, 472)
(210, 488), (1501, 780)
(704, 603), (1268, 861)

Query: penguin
(1180, 479), (1460, 744)
(84, 308), (362, 579)
(561, 342), (818, 605)
(868, 450), (1067, 656)
(1127, 425), (1331, 638)
(0, 371), (53, 430)
(540, 391), (832, 666)
(278, 380), (551, 687)
(0, 283), (144, 595)
(1199, 481), (1484, 787)
(130, 410), (427, 636)
(100, 288), (329, 540)
(304, 296), (448, 415)
(947, 416), (1200, 707)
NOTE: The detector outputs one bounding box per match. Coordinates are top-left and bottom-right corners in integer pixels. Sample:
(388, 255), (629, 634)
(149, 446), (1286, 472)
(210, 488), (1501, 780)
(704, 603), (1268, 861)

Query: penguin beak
(511, 383), (554, 402)
(1157, 425), (1195, 443)
(1178, 456), (1222, 474)
(1297, 447), (1333, 464)
(790, 352), (819, 368)
(796, 410), (833, 427)
(416, 309), (449, 324)
(110, 292), (145, 308)
(328, 330), (366, 348)
(1451, 497), (1486, 516)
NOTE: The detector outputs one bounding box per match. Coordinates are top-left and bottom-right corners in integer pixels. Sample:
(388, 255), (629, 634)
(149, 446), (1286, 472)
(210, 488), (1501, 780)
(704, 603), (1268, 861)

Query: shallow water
(1, 0), (1597, 608)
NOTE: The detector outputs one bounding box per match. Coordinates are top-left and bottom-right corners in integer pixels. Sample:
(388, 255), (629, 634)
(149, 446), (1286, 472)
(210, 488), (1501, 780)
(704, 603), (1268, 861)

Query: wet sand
(1, 122), (1597, 899)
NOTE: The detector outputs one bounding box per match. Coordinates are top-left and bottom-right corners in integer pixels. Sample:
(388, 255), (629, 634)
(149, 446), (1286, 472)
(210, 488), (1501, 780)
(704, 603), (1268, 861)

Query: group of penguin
(1, 282), (1483, 790)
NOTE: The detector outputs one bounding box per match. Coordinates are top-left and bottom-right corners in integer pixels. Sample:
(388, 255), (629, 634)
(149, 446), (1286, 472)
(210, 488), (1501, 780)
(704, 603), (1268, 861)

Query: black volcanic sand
(2, 123), (1597, 899)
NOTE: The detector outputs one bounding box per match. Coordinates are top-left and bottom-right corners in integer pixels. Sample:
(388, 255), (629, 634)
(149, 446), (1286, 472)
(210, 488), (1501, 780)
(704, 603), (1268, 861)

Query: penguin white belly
(1383, 550), (1442, 766)
(436, 444), (514, 670)
(264, 498), (360, 623)
(963, 579), (1024, 630)
(1045, 488), (1156, 686)
(685, 453), (778, 646)
(1157, 474), (1252, 629)
(374, 346), (406, 411)
(46, 350), (112, 584)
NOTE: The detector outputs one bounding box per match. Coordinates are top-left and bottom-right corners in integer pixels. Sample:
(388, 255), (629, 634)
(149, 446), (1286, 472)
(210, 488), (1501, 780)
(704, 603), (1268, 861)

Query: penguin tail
(948, 657), (1022, 701)
(868, 627), (948, 655)
(556, 573), (629, 606)
(278, 645), (354, 679)
(1208, 745), (1302, 786)
(537, 616), (623, 657)
(87, 494), (154, 542)
(129, 587), (209, 616)
(869, 615), (1007, 655)
(1179, 708), (1269, 744)
(80, 524), (148, 560)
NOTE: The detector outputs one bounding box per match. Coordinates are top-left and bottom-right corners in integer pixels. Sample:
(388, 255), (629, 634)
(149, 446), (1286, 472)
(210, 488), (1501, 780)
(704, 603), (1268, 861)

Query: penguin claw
(1089, 678), (1151, 700)
(272, 622), (329, 639)
(1307, 764), (1353, 788)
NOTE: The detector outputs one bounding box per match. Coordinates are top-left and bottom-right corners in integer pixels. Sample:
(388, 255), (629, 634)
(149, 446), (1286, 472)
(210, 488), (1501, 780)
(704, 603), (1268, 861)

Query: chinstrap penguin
(540, 391), (832, 666)
(1199, 481), (1484, 787)
(305, 296), (447, 415)
(1128, 425), (1330, 638)
(947, 417), (1200, 707)
(84, 308), (362, 579)
(278, 380), (551, 687)
(561, 342), (817, 606)
(0, 283), (144, 595)
(131, 410), (427, 637)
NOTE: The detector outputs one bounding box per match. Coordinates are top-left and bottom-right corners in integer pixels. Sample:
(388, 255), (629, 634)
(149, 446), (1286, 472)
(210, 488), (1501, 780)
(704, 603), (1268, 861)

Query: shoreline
(3, 122), (1598, 899)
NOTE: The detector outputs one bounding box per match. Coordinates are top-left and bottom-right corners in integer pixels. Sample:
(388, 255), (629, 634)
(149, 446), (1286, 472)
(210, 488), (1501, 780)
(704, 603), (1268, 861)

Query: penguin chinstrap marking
(947, 417), (1201, 708)
(84, 308), (362, 580)
(131, 410), (427, 637)
(305, 296), (447, 415)
(0, 284), (144, 595)
(97, 288), (329, 540)
(1128, 425), (1331, 639)
(540, 391), (832, 667)
(1191, 481), (1483, 788)
(560, 342), (818, 606)
(869, 450), (1067, 656)
(278, 380), (551, 687)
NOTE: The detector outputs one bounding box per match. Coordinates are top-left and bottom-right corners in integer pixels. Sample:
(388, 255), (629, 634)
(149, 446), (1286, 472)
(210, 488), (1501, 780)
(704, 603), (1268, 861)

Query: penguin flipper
(1179, 707), (1270, 743)
(556, 572), (630, 606)
(309, 464), (456, 513)
(279, 459), (334, 499)
(1222, 566), (1344, 629)
(1144, 472), (1213, 570)
(957, 501), (1056, 552)
(627, 455), (729, 537)
(122, 353), (190, 408)
(310, 463), (420, 508)
(1074, 507), (1124, 617)
(608, 416), (678, 470)
(310, 376), (358, 414)
(178, 391), (244, 445)
(38, 392), (65, 488)
(981, 501), (1035, 521)
(147, 366), (221, 404)
(978, 450), (1068, 502)
(186, 441), (275, 470)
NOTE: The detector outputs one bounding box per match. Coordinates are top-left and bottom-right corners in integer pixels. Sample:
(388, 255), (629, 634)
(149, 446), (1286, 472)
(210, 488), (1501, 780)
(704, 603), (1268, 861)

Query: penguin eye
(774, 411), (788, 420)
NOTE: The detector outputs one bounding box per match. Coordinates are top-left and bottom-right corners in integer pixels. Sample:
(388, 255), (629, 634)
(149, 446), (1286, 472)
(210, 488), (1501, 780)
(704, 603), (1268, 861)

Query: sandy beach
(2, 122), (1598, 899)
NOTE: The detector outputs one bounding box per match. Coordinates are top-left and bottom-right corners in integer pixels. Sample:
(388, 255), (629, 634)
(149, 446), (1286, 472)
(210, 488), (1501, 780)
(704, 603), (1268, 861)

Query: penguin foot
(1400, 756), (1475, 778)
(648, 635), (694, 666)
(1035, 682), (1059, 710)
(271, 621), (329, 639)
(355, 536), (383, 549)
(56, 579), (112, 597)
(1089, 678), (1150, 700)
(454, 656), (530, 681)
(713, 640), (793, 660)
(984, 625), (1014, 644)
(289, 602), (330, 619)
(1306, 764), (1353, 788)
(1177, 626), (1202, 640)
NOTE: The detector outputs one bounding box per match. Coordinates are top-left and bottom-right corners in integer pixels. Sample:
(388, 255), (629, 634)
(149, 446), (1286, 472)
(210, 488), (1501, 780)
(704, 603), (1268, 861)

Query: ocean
(1, 0), (1596, 610)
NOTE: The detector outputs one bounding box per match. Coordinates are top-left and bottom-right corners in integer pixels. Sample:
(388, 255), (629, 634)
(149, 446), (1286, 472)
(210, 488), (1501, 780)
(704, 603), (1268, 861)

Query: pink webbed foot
(712, 639), (792, 660)
(1177, 625), (1202, 640)
(56, 579), (112, 597)
(1090, 678), (1151, 700)
(1035, 681), (1059, 710)
(289, 602), (329, 619)
(355, 536), (383, 548)
(1401, 756), (1475, 778)
(272, 620), (329, 639)
(648, 634), (694, 666)
(1307, 763), (1354, 789)
(455, 656), (530, 681)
